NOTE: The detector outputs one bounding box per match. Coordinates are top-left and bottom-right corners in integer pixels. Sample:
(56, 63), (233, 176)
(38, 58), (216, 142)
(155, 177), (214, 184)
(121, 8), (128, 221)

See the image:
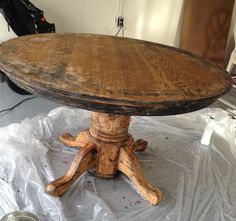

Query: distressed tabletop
(0, 33), (232, 115)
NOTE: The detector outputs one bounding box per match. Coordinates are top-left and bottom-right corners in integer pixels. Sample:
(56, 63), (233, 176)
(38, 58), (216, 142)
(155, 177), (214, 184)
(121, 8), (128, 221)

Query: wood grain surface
(53, 111), (162, 204)
(0, 33), (232, 115)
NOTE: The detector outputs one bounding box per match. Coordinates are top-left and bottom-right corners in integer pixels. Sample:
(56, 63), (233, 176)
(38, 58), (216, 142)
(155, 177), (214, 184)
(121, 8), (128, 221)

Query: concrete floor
(0, 81), (235, 128)
(218, 87), (236, 109)
(0, 82), (60, 127)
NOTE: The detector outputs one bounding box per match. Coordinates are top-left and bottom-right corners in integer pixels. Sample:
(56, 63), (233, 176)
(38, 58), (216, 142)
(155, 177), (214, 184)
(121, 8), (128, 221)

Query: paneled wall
(180, 0), (234, 64)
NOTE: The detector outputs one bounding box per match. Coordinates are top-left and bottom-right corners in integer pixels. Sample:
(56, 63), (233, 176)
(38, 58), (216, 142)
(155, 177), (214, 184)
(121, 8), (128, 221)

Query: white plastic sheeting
(0, 106), (235, 221)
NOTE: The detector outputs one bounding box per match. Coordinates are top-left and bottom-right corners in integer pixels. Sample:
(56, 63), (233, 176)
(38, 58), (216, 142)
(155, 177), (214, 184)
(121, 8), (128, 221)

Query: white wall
(0, 14), (17, 43)
(31, 0), (120, 35)
(122, 0), (184, 46)
(0, 0), (184, 46)
(225, 1), (236, 66)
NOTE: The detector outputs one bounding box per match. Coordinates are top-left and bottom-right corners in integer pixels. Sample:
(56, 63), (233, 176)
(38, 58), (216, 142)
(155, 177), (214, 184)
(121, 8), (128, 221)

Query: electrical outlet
(116, 16), (124, 28)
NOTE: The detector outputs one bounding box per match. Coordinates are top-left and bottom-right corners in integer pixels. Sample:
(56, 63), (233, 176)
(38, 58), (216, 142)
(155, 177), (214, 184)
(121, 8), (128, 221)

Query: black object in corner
(0, 0), (56, 95)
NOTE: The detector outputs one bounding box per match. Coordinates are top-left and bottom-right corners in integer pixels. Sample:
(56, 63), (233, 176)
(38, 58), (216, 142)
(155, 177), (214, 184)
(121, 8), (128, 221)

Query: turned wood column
(47, 111), (163, 204)
(89, 112), (132, 178)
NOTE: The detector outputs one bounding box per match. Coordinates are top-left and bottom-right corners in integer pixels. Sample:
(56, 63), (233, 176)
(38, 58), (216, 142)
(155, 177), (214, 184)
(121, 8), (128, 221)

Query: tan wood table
(0, 33), (232, 205)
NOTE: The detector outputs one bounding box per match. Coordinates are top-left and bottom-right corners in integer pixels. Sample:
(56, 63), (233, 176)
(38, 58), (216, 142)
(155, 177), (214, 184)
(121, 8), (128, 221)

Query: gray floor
(0, 80), (236, 221)
(0, 81), (235, 128)
(0, 82), (60, 127)
(218, 87), (236, 110)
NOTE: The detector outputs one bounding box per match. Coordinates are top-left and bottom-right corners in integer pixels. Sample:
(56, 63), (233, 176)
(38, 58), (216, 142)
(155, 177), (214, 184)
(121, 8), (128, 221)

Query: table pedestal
(46, 112), (163, 205)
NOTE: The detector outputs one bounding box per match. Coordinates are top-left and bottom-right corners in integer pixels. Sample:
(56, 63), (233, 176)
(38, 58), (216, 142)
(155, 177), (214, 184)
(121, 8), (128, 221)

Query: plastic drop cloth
(0, 106), (235, 221)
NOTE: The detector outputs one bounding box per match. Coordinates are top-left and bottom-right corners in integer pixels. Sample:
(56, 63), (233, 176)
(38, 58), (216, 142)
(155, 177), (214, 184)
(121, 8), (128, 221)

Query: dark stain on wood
(0, 33), (232, 116)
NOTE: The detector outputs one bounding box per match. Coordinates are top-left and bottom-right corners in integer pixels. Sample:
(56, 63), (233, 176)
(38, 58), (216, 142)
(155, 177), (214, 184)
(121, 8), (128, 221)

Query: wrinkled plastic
(0, 107), (235, 221)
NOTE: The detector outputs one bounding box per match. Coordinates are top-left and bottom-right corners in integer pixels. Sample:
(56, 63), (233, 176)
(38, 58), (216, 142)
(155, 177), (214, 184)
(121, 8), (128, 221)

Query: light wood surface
(46, 142), (96, 196)
(47, 111), (162, 205)
(0, 33), (231, 205)
(0, 33), (232, 115)
(118, 146), (163, 205)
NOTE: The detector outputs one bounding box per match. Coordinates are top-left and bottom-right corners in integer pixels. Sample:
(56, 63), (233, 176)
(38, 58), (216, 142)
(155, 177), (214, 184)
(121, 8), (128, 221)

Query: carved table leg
(132, 139), (148, 152)
(46, 143), (96, 196)
(59, 130), (90, 148)
(118, 146), (163, 205)
(46, 111), (163, 205)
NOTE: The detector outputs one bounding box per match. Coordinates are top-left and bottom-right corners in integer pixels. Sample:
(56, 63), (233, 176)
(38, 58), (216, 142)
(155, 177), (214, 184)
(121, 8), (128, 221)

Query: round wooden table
(0, 33), (232, 205)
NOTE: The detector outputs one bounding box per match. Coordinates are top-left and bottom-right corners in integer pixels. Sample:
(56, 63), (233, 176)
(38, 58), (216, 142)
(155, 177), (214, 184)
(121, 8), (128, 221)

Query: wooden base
(46, 112), (163, 205)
